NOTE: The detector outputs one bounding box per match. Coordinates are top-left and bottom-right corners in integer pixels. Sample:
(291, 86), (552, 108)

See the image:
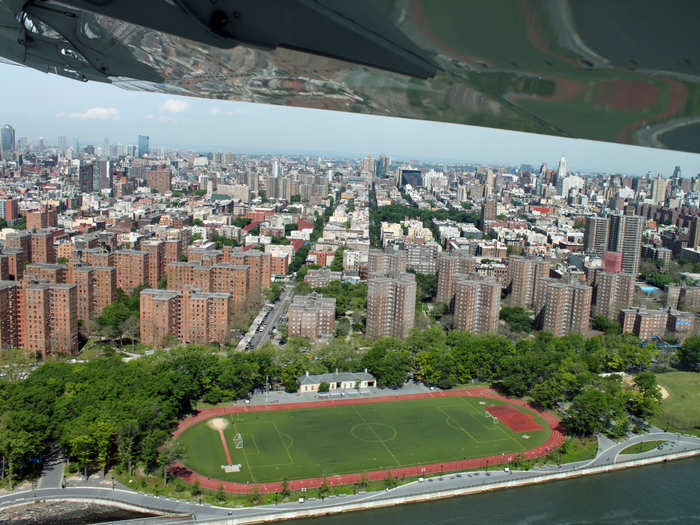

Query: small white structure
(298, 369), (376, 393)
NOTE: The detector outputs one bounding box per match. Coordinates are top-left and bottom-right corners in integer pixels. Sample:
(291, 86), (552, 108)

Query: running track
(170, 388), (565, 494)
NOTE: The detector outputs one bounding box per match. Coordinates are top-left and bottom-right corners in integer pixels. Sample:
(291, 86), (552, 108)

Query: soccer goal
(233, 433), (244, 449)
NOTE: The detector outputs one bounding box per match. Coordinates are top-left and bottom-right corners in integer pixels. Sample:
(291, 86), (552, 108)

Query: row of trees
(359, 326), (663, 437)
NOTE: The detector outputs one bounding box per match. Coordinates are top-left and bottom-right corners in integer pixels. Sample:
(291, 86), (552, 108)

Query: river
(286, 457), (700, 524)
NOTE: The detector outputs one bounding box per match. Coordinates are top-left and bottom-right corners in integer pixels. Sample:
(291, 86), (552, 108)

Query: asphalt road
(251, 284), (294, 350)
(2, 432), (699, 524)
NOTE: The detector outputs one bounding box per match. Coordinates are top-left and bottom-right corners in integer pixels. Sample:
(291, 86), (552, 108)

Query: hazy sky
(2, 62), (700, 176)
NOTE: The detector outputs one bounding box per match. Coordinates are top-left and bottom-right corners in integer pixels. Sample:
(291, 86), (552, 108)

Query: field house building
(298, 370), (376, 393)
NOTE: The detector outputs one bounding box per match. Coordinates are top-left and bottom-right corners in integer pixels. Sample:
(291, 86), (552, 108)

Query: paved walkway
(37, 449), (65, 489)
(171, 387), (565, 493)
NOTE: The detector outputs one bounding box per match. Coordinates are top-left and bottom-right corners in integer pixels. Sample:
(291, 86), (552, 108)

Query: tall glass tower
(1, 124), (15, 155)
(137, 135), (149, 157)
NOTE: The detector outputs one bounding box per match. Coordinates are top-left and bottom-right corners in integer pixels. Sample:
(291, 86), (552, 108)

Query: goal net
(233, 433), (244, 449)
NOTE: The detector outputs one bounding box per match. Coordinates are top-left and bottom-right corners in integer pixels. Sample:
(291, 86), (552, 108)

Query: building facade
(366, 272), (416, 339)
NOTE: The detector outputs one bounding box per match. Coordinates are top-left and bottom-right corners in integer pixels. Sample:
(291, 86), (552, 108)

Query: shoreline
(2, 448), (698, 523)
(211, 450), (700, 524)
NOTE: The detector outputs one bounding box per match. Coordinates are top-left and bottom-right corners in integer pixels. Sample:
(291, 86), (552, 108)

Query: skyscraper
(607, 214), (643, 275)
(137, 135), (149, 157)
(688, 216), (700, 250)
(481, 200), (497, 223)
(1, 124), (15, 156)
(650, 174), (667, 204)
(583, 216), (609, 255)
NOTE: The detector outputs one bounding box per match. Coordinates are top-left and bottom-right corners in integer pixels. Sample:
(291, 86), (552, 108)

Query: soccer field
(177, 396), (551, 483)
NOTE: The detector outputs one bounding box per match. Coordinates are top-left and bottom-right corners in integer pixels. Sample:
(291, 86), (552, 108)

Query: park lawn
(177, 397), (551, 484)
(620, 441), (667, 455)
(653, 372), (700, 435)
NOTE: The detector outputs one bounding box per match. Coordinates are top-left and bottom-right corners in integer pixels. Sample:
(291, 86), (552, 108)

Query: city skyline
(3, 62), (700, 176)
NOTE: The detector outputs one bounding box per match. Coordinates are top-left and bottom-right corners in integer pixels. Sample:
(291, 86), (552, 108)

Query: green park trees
(678, 336), (700, 371)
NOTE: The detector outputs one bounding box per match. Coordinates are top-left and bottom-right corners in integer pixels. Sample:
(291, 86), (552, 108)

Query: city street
(251, 283), (295, 350)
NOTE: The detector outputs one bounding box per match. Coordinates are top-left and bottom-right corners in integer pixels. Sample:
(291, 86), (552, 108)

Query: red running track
(170, 387), (565, 494)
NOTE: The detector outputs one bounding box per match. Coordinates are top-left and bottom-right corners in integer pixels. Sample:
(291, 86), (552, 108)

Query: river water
(287, 457), (700, 525)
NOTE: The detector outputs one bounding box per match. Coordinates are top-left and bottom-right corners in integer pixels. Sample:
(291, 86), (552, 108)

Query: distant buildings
(146, 166), (171, 194)
(0, 124), (15, 157)
(368, 248), (407, 276)
(583, 214), (643, 275)
(137, 135), (149, 157)
(305, 268), (341, 288)
(406, 242), (439, 274)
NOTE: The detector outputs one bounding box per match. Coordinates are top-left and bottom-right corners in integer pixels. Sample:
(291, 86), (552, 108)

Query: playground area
(174, 389), (563, 492)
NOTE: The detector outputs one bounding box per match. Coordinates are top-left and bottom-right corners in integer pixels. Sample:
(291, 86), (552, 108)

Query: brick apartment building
(5, 231), (30, 261)
(20, 280), (78, 357)
(621, 307), (695, 341)
(368, 248), (407, 277)
(366, 272), (416, 339)
(534, 278), (592, 336)
(25, 206), (58, 232)
(142, 239), (165, 288)
(146, 167), (172, 194)
(4, 248), (25, 280)
(0, 281), (20, 349)
(72, 265), (117, 321)
(30, 229), (56, 263)
(436, 251), (476, 304)
(508, 256), (553, 308)
(166, 261), (250, 305)
(221, 248), (271, 290)
(287, 293), (336, 342)
(25, 263), (66, 283)
(83, 248), (116, 267)
(406, 242), (440, 274)
(305, 268), (341, 288)
(592, 271), (635, 321)
(116, 249), (149, 294)
(140, 287), (232, 347)
(453, 275), (501, 335)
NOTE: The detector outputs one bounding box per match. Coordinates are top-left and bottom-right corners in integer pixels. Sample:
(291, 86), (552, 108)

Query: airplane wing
(1, 0), (699, 153)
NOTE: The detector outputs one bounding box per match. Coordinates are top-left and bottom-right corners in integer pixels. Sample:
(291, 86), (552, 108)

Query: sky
(2, 62), (700, 176)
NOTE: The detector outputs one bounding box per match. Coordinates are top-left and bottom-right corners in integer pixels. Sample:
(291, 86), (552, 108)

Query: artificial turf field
(177, 396), (551, 483)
